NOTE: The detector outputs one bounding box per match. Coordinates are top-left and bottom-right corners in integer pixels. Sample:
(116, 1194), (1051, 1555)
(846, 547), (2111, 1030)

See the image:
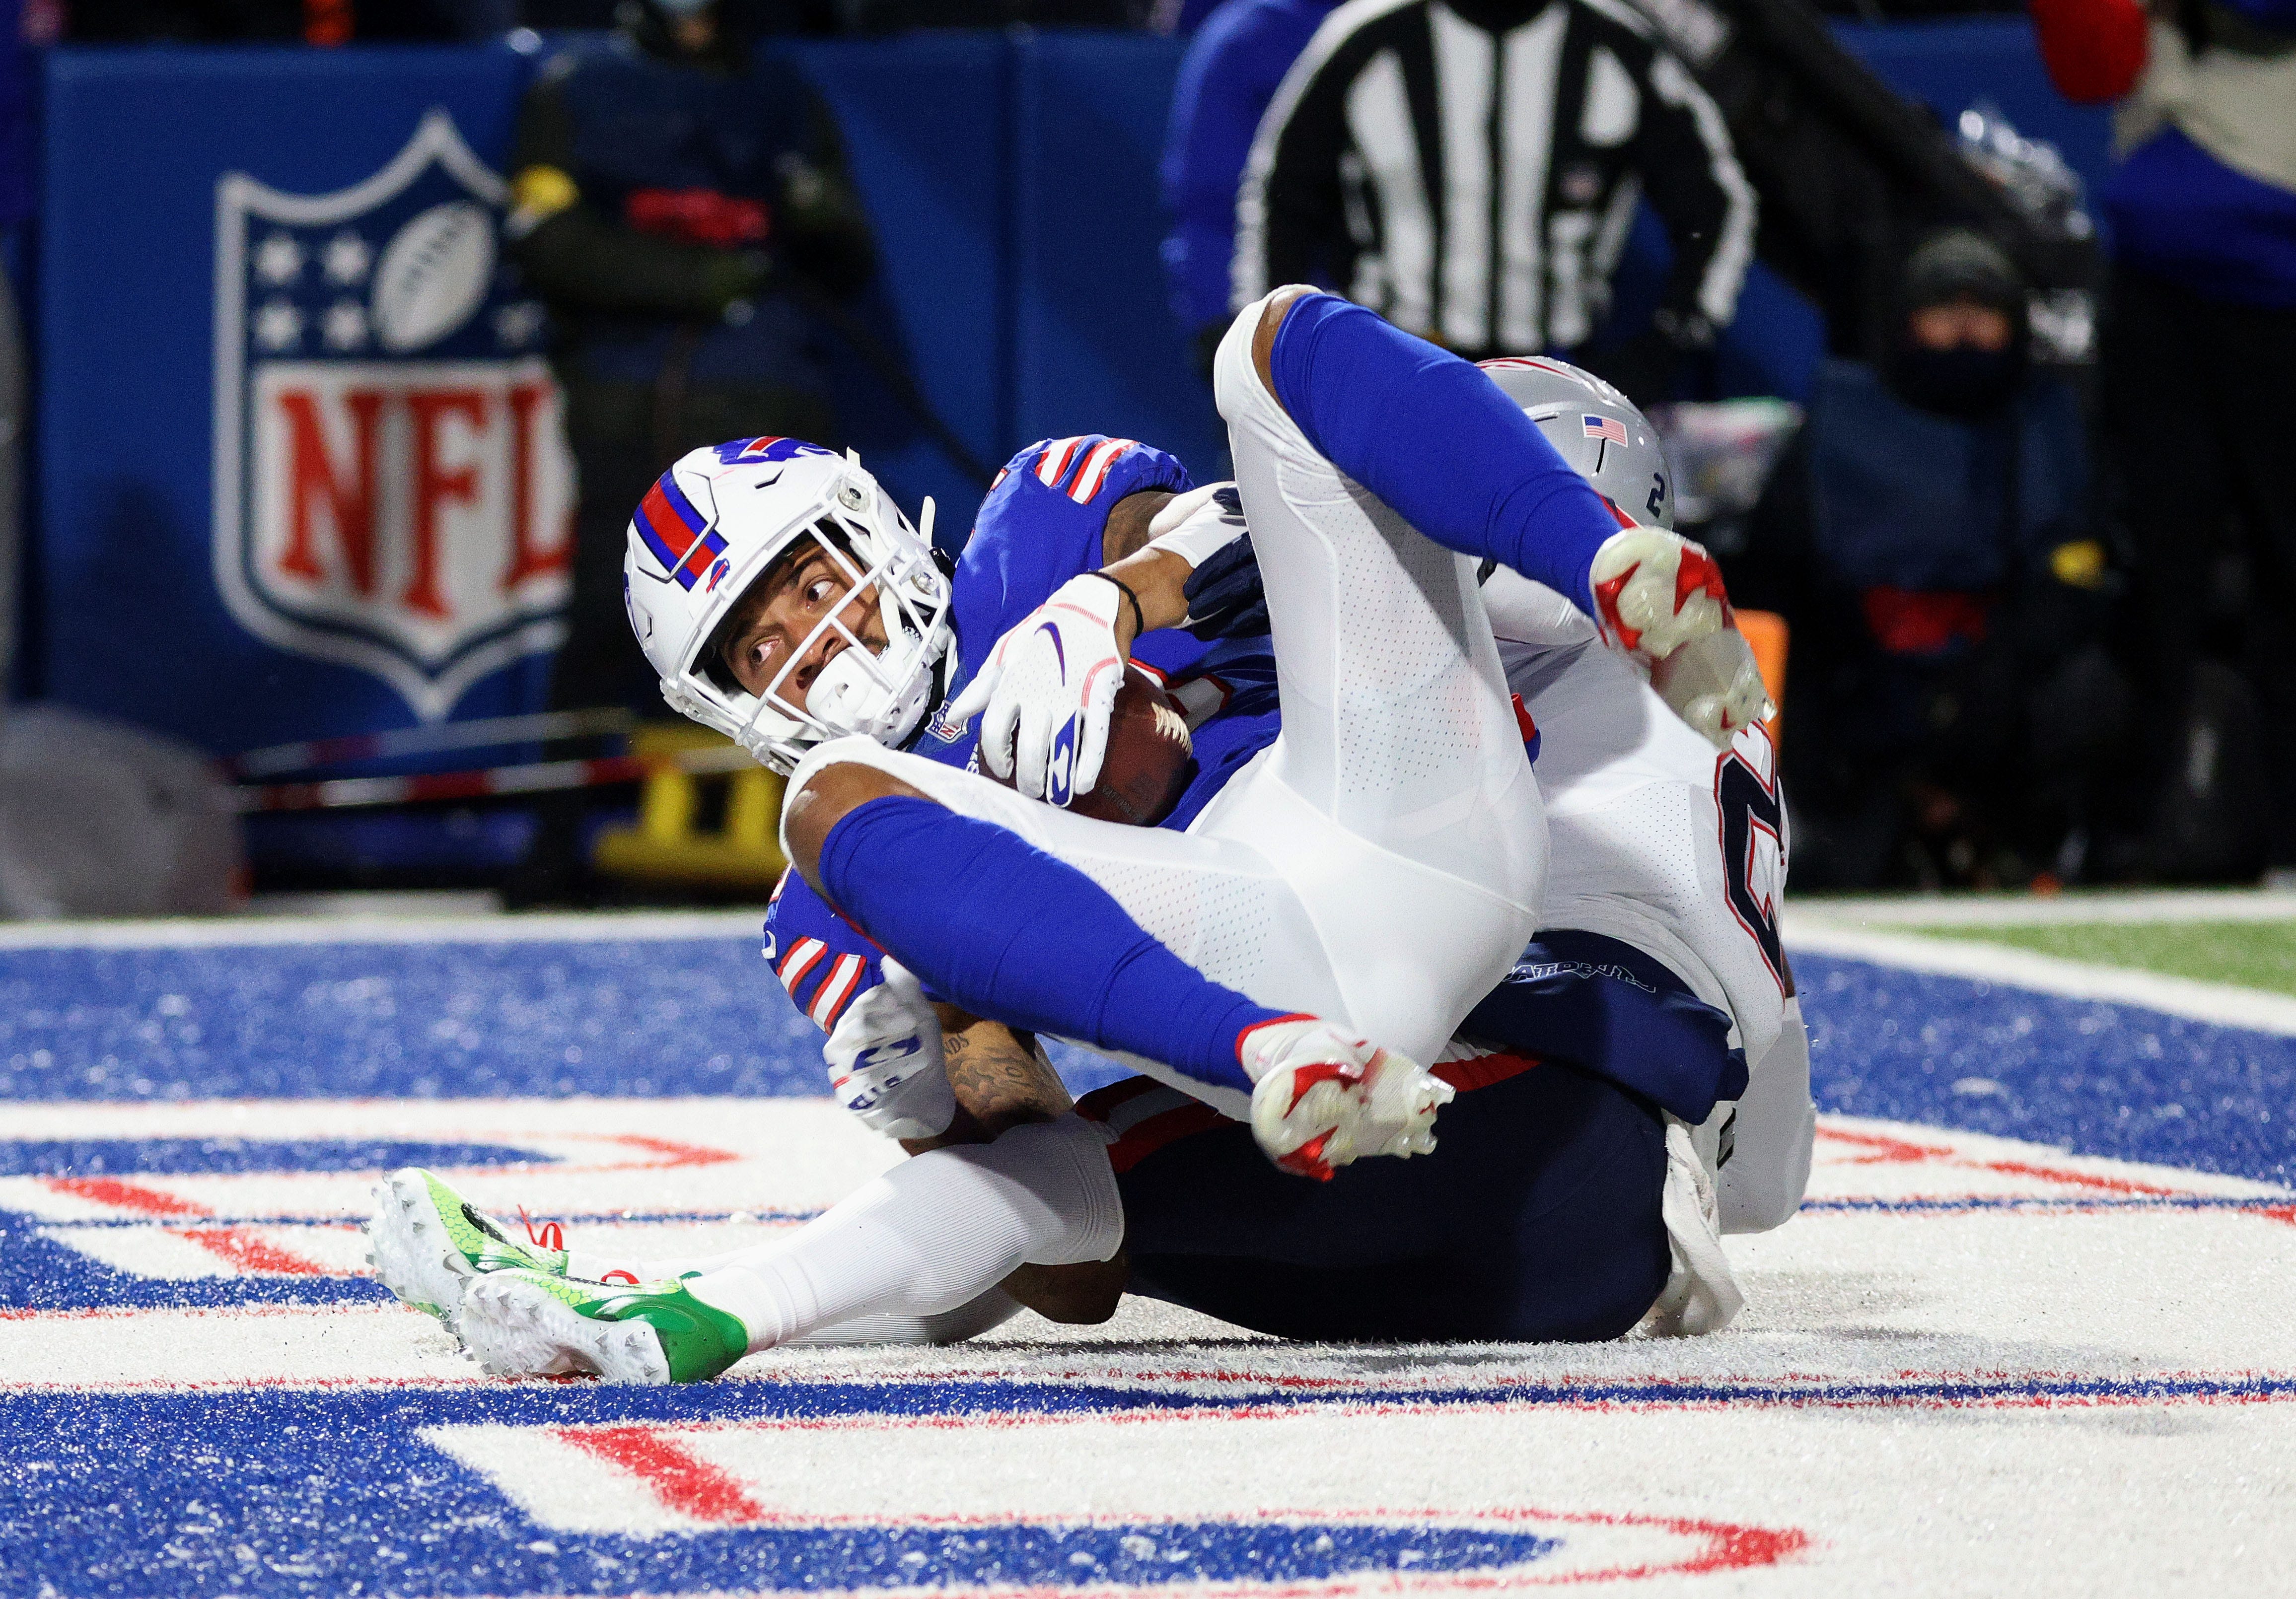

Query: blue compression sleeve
(818, 797), (1270, 1098)
(1267, 294), (1626, 615)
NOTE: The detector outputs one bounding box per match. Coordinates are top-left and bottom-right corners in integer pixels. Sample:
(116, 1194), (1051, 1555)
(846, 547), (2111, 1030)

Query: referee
(1232, 0), (1755, 379)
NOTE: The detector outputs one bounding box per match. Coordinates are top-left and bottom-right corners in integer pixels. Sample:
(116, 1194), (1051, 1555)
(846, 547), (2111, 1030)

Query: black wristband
(1090, 571), (1146, 642)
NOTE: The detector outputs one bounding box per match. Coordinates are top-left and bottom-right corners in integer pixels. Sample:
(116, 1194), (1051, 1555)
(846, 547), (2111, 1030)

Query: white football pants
(786, 295), (1547, 1117)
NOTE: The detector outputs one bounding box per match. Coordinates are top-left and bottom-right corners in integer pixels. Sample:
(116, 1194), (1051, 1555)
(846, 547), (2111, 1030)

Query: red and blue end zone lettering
(2, 928), (2292, 1596)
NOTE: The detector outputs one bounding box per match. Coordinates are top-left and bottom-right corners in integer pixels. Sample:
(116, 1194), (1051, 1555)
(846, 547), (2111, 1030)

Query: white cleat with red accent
(1238, 1016), (1454, 1182)
(1589, 526), (1733, 663)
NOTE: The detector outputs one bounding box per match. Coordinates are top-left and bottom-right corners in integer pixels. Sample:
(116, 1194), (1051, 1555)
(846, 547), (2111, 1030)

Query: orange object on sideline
(304, 0), (352, 45)
(1735, 608), (1790, 742)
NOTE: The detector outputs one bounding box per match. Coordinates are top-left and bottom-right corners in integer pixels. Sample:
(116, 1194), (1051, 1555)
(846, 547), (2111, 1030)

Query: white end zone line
(0, 908), (774, 951)
(1790, 888), (2296, 927)
(1784, 918), (2296, 1038)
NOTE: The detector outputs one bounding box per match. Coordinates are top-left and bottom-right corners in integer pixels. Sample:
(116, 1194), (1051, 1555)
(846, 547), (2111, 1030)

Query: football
(987, 664), (1196, 826)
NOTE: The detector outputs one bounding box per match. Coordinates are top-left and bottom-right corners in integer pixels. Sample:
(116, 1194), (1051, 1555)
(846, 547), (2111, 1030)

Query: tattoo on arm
(895, 1009), (1130, 1321)
(941, 1011), (1073, 1136)
(901, 1006), (1072, 1155)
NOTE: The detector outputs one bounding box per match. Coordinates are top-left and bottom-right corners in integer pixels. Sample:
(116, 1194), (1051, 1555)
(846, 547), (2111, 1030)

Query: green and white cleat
(459, 1268), (751, 1385)
(364, 1167), (571, 1330)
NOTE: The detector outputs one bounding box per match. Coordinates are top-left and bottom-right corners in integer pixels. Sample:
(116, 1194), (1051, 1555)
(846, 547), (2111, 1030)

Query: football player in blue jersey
(372, 291), (1788, 1382)
(647, 288), (1754, 1167)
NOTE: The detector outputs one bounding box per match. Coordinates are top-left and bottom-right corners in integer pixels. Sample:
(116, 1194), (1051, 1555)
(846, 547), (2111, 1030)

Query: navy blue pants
(1100, 1057), (1669, 1343)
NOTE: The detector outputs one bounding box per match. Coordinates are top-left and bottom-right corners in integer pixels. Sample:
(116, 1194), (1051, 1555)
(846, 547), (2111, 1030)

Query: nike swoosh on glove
(823, 958), (955, 1141)
(949, 573), (1129, 806)
(1589, 526), (1734, 662)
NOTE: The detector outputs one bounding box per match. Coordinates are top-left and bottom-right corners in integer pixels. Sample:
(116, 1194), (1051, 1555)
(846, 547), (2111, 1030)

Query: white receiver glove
(1649, 626), (1773, 748)
(948, 573), (1129, 806)
(823, 958), (955, 1141)
(1588, 526), (1733, 662)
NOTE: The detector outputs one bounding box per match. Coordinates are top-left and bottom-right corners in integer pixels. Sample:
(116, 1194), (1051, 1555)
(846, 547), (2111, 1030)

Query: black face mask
(1889, 344), (2023, 418)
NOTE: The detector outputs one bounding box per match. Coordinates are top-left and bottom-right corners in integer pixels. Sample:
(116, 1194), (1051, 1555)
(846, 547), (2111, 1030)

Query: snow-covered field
(2, 909), (2291, 1596)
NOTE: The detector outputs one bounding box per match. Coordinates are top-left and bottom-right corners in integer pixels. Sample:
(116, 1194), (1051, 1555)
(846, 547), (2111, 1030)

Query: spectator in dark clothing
(1159, 0), (1338, 374)
(1734, 230), (2121, 890)
(2031, 0), (2296, 874)
(1230, 0), (1754, 398)
(504, 0), (874, 900)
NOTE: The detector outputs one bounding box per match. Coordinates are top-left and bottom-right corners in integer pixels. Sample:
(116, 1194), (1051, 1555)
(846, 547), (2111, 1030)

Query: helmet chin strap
(900, 647), (957, 752)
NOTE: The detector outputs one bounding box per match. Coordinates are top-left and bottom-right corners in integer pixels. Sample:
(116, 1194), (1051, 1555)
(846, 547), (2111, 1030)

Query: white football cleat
(1238, 1016), (1454, 1181)
(363, 1168), (572, 1336)
(1590, 526), (1733, 662)
(1647, 626), (1773, 748)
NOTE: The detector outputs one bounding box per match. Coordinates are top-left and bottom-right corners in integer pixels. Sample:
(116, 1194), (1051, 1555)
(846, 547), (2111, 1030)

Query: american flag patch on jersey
(1583, 415), (1630, 445)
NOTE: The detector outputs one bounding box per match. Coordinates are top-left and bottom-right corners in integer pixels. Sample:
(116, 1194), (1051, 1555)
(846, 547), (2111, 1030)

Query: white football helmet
(623, 437), (954, 772)
(1479, 356), (1674, 531)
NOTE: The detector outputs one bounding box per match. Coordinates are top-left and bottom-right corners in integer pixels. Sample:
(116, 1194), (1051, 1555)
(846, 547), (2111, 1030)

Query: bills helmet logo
(714, 436), (838, 466)
(213, 111), (575, 721)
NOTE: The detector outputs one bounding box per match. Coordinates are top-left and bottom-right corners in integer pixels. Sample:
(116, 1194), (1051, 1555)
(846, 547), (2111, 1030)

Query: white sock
(790, 1289), (1023, 1346)
(680, 1115), (1123, 1352)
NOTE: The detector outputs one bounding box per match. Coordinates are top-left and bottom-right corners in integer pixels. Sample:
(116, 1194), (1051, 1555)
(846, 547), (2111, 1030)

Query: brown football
(985, 665), (1197, 827)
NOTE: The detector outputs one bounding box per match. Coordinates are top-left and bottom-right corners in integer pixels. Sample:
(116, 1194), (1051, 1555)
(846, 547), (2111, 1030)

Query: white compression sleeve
(673, 1114), (1124, 1352)
(789, 1290), (1023, 1347)
(1719, 995), (1816, 1235)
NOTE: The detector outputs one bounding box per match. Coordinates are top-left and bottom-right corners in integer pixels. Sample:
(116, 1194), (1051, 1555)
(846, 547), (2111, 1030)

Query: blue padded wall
(30, 22), (2104, 760)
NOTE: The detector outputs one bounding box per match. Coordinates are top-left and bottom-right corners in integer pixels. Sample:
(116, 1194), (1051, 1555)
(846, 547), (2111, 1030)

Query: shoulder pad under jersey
(952, 436), (1192, 675)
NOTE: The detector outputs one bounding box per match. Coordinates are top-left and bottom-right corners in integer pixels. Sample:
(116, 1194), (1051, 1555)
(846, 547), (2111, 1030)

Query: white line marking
(1788, 889), (2296, 928)
(1786, 923), (2296, 1038)
(0, 909), (770, 951)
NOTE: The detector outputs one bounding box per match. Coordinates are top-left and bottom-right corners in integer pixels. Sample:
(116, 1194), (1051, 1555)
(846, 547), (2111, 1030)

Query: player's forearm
(1099, 549), (1194, 654)
(899, 1008), (1074, 1154)
(898, 1009), (1128, 1326)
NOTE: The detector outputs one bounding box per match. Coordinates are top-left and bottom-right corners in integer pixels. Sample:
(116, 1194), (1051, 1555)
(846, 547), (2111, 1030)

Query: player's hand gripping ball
(952, 575), (1195, 823)
(987, 664), (1195, 826)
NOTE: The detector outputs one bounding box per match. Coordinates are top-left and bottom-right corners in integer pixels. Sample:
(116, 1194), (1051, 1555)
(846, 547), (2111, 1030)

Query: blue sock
(818, 797), (1271, 1098)
(1266, 293), (1627, 615)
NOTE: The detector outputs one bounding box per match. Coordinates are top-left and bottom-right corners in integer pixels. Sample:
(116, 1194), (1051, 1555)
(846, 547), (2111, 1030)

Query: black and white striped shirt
(1232, 0), (1755, 357)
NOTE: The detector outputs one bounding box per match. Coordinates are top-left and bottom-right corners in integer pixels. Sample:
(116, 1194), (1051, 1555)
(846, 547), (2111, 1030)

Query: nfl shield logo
(212, 109), (575, 721)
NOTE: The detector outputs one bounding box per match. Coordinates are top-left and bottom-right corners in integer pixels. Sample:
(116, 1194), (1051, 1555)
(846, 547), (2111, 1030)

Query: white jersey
(1482, 568), (1810, 1237)
(1485, 569), (1790, 1069)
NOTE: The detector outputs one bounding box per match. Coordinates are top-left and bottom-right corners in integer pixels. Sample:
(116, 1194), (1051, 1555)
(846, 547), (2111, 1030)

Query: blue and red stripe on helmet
(635, 470), (728, 591)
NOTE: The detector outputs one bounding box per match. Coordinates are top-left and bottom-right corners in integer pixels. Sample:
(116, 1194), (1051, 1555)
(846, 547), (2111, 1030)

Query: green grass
(1909, 919), (2296, 996)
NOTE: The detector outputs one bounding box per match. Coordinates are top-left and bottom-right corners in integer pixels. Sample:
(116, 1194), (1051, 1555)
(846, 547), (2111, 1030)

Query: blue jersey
(767, 435), (1281, 1034)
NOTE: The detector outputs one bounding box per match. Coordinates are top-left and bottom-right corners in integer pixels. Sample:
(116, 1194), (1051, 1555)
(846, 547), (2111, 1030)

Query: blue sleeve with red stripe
(763, 869), (887, 1035)
(950, 436), (1193, 686)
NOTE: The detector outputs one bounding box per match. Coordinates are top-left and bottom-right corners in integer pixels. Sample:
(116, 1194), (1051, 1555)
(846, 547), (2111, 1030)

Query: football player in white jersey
(367, 328), (1800, 1376)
